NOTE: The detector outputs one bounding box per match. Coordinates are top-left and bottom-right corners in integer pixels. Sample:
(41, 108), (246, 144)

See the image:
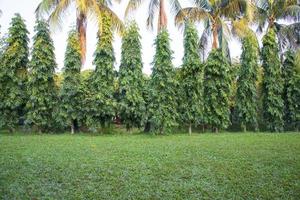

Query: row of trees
(0, 12), (299, 134)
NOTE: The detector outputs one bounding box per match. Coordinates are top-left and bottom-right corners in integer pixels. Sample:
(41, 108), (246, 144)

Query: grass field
(0, 133), (300, 199)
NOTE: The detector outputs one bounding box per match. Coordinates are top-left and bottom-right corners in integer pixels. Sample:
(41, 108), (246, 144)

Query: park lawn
(0, 133), (299, 199)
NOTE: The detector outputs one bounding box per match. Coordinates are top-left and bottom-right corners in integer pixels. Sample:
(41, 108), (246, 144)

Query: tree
(175, 0), (250, 58)
(119, 22), (145, 131)
(60, 30), (83, 134)
(0, 14), (29, 131)
(179, 21), (203, 135)
(254, 0), (300, 54)
(26, 20), (57, 132)
(203, 49), (231, 132)
(85, 14), (116, 130)
(283, 50), (300, 131)
(235, 35), (259, 131)
(125, 0), (181, 31)
(149, 29), (177, 134)
(36, 0), (123, 63)
(261, 28), (284, 132)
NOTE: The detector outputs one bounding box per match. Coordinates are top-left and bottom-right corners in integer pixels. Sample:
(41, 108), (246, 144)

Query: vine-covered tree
(26, 20), (57, 132)
(85, 14), (116, 129)
(119, 22), (145, 131)
(235, 35), (259, 131)
(180, 21), (203, 135)
(283, 50), (300, 131)
(203, 49), (231, 132)
(261, 28), (284, 132)
(149, 29), (177, 134)
(0, 14), (29, 131)
(60, 30), (83, 134)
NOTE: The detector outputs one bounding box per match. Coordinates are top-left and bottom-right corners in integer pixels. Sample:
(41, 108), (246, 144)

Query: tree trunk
(212, 22), (218, 49)
(268, 16), (275, 29)
(243, 125), (247, 132)
(144, 121), (151, 133)
(76, 10), (87, 65)
(215, 127), (219, 133)
(158, 0), (168, 32)
(71, 120), (75, 134)
(189, 122), (192, 135)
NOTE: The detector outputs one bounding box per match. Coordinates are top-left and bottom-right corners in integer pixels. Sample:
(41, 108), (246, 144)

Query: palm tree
(36, 0), (123, 64)
(125, 0), (182, 31)
(175, 0), (251, 58)
(254, 0), (300, 53)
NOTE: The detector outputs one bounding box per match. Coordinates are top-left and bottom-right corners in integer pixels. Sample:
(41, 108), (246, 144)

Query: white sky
(0, 0), (242, 75)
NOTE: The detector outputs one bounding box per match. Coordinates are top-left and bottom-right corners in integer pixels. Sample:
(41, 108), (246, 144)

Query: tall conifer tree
(235, 35), (259, 131)
(0, 14), (29, 131)
(180, 21), (203, 135)
(203, 49), (231, 132)
(60, 30), (83, 134)
(261, 28), (284, 132)
(26, 20), (57, 132)
(119, 22), (145, 131)
(149, 29), (177, 134)
(283, 50), (300, 131)
(86, 14), (116, 129)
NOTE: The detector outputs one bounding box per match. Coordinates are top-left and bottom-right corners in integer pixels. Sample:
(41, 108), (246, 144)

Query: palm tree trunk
(158, 0), (168, 32)
(268, 17), (275, 29)
(189, 122), (192, 135)
(212, 22), (218, 49)
(76, 10), (87, 65)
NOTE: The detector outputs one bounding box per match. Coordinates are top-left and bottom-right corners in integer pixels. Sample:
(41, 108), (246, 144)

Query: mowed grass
(0, 133), (300, 199)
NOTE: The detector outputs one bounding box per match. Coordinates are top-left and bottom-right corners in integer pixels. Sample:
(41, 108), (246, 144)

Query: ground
(0, 133), (299, 199)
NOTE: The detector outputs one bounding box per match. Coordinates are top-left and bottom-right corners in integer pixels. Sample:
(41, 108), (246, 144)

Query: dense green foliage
(119, 22), (145, 130)
(261, 28), (284, 132)
(283, 51), (300, 131)
(0, 14), (29, 131)
(85, 15), (116, 130)
(149, 29), (178, 134)
(26, 20), (57, 132)
(179, 21), (203, 134)
(235, 36), (259, 131)
(203, 49), (231, 132)
(1, 133), (300, 199)
(59, 31), (83, 133)
(0, 12), (300, 134)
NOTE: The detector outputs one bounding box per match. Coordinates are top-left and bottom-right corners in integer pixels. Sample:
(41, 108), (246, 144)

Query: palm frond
(175, 7), (210, 27)
(47, 0), (72, 29)
(169, 0), (182, 15)
(254, 6), (268, 33)
(35, 0), (59, 18)
(255, 0), (269, 11)
(282, 5), (300, 21)
(277, 22), (300, 52)
(217, 17), (231, 62)
(199, 19), (211, 61)
(219, 0), (248, 19)
(125, 0), (143, 17)
(193, 0), (211, 10)
(146, 0), (159, 29)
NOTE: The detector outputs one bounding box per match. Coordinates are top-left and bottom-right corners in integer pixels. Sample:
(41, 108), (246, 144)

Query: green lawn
(0, 133), (300, 199)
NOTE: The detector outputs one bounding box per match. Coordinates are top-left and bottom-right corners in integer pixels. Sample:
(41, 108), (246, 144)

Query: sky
(0, 0), (242, 75)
